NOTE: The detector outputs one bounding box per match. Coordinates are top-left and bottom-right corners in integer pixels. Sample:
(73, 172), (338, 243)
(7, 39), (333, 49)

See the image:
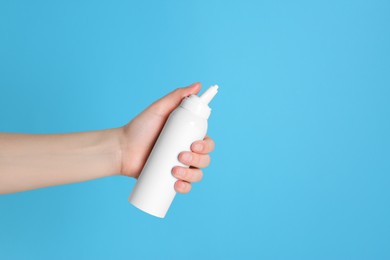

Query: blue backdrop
(1, 0), (389, 259)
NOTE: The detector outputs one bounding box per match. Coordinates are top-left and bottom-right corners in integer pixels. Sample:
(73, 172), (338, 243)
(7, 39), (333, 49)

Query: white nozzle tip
(200, 85), (219, 105)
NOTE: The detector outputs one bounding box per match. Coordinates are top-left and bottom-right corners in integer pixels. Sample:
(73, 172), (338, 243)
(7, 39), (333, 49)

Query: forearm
(0, 128), (123, 194)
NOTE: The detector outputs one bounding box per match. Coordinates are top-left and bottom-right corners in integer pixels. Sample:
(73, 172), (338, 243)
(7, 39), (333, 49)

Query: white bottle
(129, 85), (219, 218)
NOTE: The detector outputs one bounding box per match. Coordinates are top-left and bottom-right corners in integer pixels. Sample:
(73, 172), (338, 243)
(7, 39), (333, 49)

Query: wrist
(100, 127), (125, 177)
(118, 121), (144, 179)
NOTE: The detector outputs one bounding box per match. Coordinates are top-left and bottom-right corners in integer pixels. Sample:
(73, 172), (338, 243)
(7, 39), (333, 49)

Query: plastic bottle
(129, 85), (219, 218)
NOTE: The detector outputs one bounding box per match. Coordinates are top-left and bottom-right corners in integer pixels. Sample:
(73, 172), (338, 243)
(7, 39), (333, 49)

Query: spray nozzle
(199, 85), (219, 105)
(181, 84), (219, 119)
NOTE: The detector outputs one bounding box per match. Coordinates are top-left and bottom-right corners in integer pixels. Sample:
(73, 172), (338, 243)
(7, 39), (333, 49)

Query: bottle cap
(200, 85), (219, 104)
(180, 85), (219, 119)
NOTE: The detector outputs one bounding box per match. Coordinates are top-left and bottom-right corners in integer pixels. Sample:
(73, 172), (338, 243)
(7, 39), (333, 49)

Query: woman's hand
(119, 82), (215, 193)
(172, 136), (215, 193)
(0, 82), (214, 194)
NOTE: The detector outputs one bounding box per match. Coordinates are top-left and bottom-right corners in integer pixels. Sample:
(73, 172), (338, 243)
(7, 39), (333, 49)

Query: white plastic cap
(200, 85), (219, 105)
(180, 85), (219, 119)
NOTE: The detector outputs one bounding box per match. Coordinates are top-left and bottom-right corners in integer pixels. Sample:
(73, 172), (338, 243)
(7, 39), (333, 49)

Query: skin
(0, 82), (215, 195)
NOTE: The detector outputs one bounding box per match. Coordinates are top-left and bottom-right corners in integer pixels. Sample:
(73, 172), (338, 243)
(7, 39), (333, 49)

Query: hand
(172, 136), (215, 193)
(120, 82), (215, 193)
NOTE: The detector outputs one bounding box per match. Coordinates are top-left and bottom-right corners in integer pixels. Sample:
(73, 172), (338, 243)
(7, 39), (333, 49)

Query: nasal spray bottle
(129, 85), (219, 218)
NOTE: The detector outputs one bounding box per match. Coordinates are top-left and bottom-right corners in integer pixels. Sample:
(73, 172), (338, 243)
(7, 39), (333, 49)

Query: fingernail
(179, 181), (186, 189)
(174, 168), (184, 178)
(182, 152), (192, 163)
(194, 143), (203, 152)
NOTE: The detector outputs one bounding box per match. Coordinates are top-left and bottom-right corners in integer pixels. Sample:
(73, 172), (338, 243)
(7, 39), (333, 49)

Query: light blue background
(1, 0), (389, 259)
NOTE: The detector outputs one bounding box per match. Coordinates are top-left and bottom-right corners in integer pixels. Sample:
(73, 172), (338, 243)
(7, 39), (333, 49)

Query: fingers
(172, 166), (203, 183)
(174, 180), (192, 194)
(178, 151), (211, 168)
(178, 136), (214, 167)
(191, 136), (215, 154)
(174, 136), (215, 194)
(149, 82), (201, 117)
(172, 167), (203, 193)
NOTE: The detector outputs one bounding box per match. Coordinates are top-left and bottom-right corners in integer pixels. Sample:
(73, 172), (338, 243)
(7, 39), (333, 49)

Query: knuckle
(197, 171), (204, 181)
(207, 139), (215, 151)
(204, 154), (211, 165)
(188, 169), (198, 182)
(210, 139), (215, 150)
(193, 153), (200, 164)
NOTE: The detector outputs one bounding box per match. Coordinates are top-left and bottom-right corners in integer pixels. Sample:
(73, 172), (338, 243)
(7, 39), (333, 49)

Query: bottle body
(129, 105), (208, 218)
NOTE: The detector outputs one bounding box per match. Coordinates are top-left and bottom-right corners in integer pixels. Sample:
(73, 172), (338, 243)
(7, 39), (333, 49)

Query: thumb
(148, 82), (201, 117)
